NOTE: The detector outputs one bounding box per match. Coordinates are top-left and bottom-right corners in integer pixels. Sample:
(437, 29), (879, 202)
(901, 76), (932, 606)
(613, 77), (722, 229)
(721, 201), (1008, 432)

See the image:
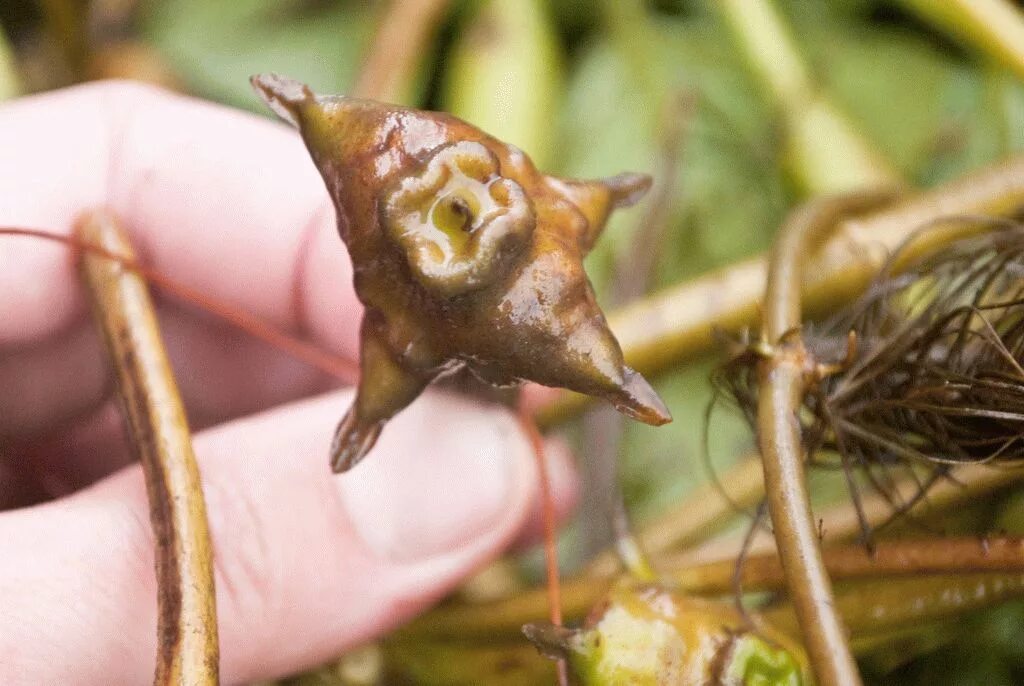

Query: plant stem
(715, 0), (901, 194)
(403, 451), (1022, 640)
(765, 572), (1024, 642)
(758, 355), (860, 685)
(77, 211), (219, 685)
(536, 156), (1024, 426)
(403, 426), (1023, 643)
(402, 531), (1024, 643)
(351, 0), (452, 105)
(673, 536), (1024, 594)
(585, 453), (765, 577)
(757, 191), (897, 686)
(442, 0), (562, 168)
(687, 462), (1024, 565)
(897, 0), (1024, 81)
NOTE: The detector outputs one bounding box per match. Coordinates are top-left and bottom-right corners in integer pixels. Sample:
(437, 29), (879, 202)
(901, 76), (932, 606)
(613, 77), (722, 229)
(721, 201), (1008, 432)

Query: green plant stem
(77, 211), (219, 685)
(351, 0), (452, 104)
(585, 453), (765, 577)
(600, 0), (660, 96)
(757, 192), (897, 686)
(536, 156), (1024, 426)
(687, 462), (1024, 565)
(716, 0), (811, 107)
(897, 0), (1024, 81)
(715, 0), (901, 194)
(441, 0), (562, 168)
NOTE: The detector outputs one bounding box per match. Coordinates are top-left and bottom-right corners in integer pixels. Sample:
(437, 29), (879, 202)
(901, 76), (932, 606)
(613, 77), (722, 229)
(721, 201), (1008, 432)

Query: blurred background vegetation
(4, 0), (1024, 683)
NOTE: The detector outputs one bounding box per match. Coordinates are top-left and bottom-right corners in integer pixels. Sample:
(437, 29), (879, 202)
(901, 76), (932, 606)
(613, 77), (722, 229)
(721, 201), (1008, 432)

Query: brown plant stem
(398, 574), (1024, 670)
(402, 532), (1024, 643)
(673, 536), (1024, 594)
(758, 351), (860, 686)
(536, 156), (1024, 426)
(403, 451), (1023, 642)
(757, 191), (898, 686)
(76, 211), (219, 685)
(351, 0), (452, 104)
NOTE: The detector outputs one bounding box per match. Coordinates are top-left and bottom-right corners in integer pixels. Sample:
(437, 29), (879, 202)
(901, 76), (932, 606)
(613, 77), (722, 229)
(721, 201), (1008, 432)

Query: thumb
(0, 389), (576, 685)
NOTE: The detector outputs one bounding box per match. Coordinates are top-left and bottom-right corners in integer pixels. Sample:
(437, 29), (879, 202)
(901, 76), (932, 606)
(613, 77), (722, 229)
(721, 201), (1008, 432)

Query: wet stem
(754, 191), (899, 686)
(77, 211), (219, 685)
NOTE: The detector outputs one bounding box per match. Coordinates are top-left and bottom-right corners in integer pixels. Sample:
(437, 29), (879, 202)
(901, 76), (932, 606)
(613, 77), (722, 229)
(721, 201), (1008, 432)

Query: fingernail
(337, 394), (526, 563)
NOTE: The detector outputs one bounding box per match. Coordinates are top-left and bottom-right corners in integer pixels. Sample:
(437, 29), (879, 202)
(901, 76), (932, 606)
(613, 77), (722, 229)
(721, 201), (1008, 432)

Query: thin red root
(0, 227), (360, 384)
(517, 400), (569, 686)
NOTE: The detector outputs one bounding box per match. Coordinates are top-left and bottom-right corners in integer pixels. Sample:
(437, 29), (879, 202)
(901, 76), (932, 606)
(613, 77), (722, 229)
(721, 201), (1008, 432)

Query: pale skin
(0, 81), (576, 685)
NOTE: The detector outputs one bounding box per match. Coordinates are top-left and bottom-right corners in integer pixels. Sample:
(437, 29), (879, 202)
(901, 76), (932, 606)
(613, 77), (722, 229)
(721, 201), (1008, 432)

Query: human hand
(0, 81), (576, 685)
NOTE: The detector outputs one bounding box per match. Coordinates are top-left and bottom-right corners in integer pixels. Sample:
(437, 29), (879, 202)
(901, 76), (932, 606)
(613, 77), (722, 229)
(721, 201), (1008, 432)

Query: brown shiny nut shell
(251, 73), (671, 472)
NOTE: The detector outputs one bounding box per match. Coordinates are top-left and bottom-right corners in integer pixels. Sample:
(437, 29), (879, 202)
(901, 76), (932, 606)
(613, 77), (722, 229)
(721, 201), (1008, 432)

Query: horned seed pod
(251, 74), (671, 472)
